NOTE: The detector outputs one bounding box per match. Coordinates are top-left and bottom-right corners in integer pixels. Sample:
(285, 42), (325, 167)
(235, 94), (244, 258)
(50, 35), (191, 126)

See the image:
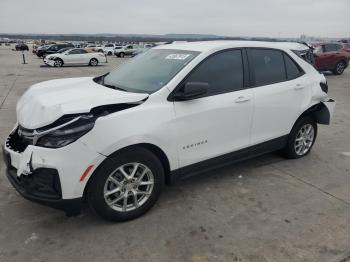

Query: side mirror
(173, 82), (208, 101)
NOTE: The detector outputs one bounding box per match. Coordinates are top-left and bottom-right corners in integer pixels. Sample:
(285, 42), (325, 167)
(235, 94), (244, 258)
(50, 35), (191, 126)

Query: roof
(310, 42), (344, 47)
(155, 40), (310, 52)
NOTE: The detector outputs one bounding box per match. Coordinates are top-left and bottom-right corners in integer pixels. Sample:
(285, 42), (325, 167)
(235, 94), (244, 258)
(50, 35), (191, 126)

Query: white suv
(94, 44), (116, 55)
(2, 41), (335, 221)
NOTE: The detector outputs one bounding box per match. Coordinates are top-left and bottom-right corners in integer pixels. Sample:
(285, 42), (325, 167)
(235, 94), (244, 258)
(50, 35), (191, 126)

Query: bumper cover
(2, 147), (82, 216)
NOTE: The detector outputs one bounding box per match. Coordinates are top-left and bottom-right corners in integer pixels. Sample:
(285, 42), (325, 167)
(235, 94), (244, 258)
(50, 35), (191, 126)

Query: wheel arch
(336, 58), (348, 68)
(83, 143), (172, 200)
(296, 102), (331, 126)
(55, 57), (64, 65)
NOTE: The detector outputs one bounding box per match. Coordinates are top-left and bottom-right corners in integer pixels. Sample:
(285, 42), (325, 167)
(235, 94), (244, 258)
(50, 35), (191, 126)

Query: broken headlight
(17, 103), (143, 149)
(35, 114), (96, 148)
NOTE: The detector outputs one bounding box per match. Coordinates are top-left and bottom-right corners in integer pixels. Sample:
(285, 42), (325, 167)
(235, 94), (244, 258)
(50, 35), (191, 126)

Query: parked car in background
(3, 41), (335, 221)
(114, 45), (139, 57)
(144, 43), (156, 48)
(93, 44), (116, 55)
(43, 48), (107, 67)
(36, 43), (75, 58)
(15, 43), (29, 51)
(312, 43), (350, 75)
(279, 42), (315, 66)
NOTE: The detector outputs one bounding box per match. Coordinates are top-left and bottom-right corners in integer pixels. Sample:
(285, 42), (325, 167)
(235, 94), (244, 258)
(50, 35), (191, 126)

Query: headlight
(17, 103), (142, 149)
(35, 114), (96, 148)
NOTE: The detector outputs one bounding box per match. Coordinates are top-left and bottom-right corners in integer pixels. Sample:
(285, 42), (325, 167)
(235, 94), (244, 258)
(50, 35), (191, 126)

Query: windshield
(102, 49), (199, 94)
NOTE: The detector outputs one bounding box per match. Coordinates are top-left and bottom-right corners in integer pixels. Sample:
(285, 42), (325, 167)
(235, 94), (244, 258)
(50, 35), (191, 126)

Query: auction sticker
(165, 54), (191, 60)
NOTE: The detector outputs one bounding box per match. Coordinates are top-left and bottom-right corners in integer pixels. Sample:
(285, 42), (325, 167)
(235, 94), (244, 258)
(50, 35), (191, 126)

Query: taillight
(320, 82), (328, 93)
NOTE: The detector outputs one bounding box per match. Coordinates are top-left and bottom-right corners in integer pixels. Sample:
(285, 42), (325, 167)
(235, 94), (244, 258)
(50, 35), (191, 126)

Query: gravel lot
(0, 45), (350, 262)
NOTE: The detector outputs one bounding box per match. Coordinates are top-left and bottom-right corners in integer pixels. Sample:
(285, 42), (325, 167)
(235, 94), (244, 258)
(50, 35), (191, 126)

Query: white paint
(4, 40), (335, 201)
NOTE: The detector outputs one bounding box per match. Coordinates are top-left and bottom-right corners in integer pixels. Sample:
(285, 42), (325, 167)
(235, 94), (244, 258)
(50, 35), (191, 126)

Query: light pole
(21, 50), (27, 64)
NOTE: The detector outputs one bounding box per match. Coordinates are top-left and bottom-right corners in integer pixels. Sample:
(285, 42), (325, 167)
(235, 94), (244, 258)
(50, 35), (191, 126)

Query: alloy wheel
(103, 162), (154, 212)
(337, 62), (345, 74)
(54, 60), (62, 67)
(91, 59), (98, 66)
(294, 124), (315, 156)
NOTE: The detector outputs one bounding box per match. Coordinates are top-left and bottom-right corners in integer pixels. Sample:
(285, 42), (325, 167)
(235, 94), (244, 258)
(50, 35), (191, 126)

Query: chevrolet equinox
(3, 41), (335, 221)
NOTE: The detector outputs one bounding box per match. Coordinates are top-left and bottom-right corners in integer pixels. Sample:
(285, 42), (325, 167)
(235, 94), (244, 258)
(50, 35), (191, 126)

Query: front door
(172, 49), (253, 168)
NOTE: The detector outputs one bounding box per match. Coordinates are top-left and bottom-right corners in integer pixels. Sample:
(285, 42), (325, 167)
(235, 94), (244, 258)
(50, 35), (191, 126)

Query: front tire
(89, 58), (98, 66)
(87, 147), (165, 222)
(283, 117), (317, 159)
(119, 52), (125, 58)
(333, 61), (346, 75)
(54, 58), (63, 67)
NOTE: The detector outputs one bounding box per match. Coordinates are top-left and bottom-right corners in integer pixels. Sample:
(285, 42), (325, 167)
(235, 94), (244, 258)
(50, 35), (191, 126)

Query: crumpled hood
(17, 77), (148, 129)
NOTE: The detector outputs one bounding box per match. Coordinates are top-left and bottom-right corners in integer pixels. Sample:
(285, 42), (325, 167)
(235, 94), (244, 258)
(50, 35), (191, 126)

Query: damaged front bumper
(3, 149), (81, 215)
(2, 126), (106, 216)
(43, 58), (55, 67)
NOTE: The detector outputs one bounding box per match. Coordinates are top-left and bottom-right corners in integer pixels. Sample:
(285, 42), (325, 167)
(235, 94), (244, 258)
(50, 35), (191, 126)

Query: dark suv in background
(312, 43), (350, 75)
(36, 43), (75, 58)
(15, 43), (29, 51)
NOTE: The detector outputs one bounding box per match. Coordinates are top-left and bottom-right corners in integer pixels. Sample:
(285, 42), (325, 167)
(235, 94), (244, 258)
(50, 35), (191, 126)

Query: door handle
(294, 84), (305, 90)
(235, 96), (251, 103)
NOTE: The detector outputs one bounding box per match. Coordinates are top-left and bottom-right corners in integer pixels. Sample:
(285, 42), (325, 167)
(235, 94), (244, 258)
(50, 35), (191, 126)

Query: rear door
(172, 49), (254, 168)
(247, 48), (309, 145)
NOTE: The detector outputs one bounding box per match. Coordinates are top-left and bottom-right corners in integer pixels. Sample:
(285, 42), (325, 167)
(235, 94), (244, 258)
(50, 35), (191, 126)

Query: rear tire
(89, 58), (98, 66)
(283, 116), (317, 159)
(333, 61), (346, 75)
(87, 147), (165, 222)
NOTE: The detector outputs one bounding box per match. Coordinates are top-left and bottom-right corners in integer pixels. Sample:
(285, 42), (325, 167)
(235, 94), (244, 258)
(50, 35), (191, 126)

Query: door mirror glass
(173, 82), (208, 101)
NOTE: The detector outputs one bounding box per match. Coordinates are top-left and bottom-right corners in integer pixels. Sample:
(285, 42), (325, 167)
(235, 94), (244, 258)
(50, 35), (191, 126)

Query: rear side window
(335, 44), (343, 51)
(323, 44), (338, 52)
(185, 50), (244, 95)
(249, 49), (286, 86)
(283, 54), (303, 80)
